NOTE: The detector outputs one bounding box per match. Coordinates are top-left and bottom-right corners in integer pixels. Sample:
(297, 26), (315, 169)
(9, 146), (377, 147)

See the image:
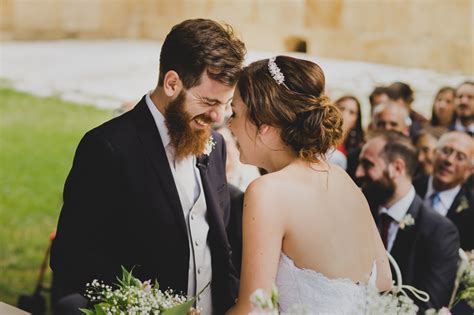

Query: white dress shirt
(424, 176), (461, 217)
(146, 94), (213, 313)
(379, 186), (416, 252)
(454, 118), (474, 134)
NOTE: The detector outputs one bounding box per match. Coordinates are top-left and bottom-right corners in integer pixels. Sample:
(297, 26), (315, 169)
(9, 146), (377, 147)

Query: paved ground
(1, 40), (472, 122)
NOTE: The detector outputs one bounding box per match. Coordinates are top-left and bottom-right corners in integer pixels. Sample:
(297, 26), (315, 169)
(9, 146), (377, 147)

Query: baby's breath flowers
(80, 267), (198, 315)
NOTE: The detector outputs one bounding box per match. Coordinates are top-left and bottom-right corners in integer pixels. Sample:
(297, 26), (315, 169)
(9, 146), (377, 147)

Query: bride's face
(227, 89), (260, 165)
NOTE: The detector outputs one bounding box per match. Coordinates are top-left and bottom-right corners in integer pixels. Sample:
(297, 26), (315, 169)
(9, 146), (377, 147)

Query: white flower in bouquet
(454, 256), (474, 308)
(425, 306), (451, 315)
(359, 285), (419, 315)
(249, 287), (279, 315)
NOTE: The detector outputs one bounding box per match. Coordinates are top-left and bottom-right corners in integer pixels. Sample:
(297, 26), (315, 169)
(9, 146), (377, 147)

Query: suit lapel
(197, 154), (229, 251)
(446, 186), (467, 219)
(131, 98), (187, 236)
(390, 196), (422, 278)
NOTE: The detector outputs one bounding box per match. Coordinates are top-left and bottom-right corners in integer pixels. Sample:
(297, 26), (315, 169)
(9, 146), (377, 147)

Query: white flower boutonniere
(203, 135), (216, 156)
(455, 196), (469, 213)
(399, 214), (415, 230)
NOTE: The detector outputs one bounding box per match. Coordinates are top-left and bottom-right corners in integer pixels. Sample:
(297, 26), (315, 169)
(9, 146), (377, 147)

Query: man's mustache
(193, 114), (213, 124)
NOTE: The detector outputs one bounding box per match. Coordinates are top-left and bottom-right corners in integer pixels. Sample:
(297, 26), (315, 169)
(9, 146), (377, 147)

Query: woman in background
(334, 95), (365, 156)
(430, 86), (456, 128)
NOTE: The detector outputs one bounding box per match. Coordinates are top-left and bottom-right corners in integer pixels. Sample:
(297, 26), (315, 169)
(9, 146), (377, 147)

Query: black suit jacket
(226, 184), (244, 276)
(413, 175), (474, 250)
(51, 96), (239, 314)
(382, 195), (459, 313)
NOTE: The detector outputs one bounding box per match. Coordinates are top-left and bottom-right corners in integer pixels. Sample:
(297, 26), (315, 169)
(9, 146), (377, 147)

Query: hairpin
(268, 57), (285, 85)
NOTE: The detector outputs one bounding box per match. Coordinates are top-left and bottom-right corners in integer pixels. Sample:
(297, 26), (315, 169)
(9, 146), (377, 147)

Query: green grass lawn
(0, 87), (113, 309)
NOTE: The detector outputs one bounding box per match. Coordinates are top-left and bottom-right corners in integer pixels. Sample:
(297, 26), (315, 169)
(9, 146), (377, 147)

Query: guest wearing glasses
(414, 131), (474, 250)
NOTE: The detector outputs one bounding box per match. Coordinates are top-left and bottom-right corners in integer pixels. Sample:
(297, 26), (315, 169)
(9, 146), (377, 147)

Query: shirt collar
(454, 118), (474, 133)
(426, 175), (461, 209)
(145, 92), (171, 149)
(380, 186), (416, 223)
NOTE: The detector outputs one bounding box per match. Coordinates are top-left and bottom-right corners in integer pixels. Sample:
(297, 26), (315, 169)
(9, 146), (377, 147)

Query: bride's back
(268, 162), (376, 284)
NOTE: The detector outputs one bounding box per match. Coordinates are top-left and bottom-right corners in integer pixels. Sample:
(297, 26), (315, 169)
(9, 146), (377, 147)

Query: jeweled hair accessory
(268, 57), (285, 85)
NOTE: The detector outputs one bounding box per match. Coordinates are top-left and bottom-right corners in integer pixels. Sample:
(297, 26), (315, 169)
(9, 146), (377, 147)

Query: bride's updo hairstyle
(237, 56), (343, 162)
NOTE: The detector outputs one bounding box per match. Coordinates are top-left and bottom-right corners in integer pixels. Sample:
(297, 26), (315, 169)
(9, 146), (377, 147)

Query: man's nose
(355, 165), (364, 178)
(209, 104), (225, 124)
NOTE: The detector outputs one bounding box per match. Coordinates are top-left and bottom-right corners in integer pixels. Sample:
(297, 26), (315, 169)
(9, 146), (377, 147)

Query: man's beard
(359, 170), (396, 209)
(165, 90), (211, 161)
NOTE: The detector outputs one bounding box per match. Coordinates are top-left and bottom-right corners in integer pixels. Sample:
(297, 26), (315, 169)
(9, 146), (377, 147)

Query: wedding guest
(387, 82), (428, 137)
(335, 95), (365, 156)
(413, 131), (474, 250)
(369, 86), (390, 115)
(356, 131), (460, 312)
(346, 102), (410, 180)
(372, 102), (411, 136)
(413, 126), (447, 178)
(50, 19), (246, 315)
(367, 86), (390, 131)
(452, 81), (474, 136)
(430, 87), (456, 128)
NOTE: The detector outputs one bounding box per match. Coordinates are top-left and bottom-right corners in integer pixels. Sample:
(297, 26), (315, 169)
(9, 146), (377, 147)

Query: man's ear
(163, 71), (182, 97)
(388, 158), (405, 179)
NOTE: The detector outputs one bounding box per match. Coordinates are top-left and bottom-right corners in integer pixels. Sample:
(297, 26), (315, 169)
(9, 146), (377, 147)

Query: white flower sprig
(203, 135), (216, 156)
(399, 214), (415, 230)
(250, 286), (279, 315)
(456, 196), (470, 213)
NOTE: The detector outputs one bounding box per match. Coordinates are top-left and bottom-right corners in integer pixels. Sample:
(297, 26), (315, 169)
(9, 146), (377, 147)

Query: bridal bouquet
(452, 254), (474, 308)
(80, 267), (199, 315)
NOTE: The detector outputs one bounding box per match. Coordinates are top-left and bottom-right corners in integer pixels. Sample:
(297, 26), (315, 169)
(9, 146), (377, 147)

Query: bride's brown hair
(237, 56), (343, 162)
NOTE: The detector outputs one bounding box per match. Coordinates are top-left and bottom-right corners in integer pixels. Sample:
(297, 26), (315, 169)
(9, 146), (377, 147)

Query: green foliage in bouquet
(80, 266), (202, 315)
(453, 258), (474, 309)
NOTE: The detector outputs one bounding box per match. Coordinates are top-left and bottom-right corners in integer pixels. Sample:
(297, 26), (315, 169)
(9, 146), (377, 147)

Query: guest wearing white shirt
(414, 131), (474, 250)
(356, 131), (459, 312)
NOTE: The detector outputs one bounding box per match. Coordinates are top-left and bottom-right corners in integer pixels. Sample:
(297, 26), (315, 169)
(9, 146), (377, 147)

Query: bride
(226, 56), (392, 314)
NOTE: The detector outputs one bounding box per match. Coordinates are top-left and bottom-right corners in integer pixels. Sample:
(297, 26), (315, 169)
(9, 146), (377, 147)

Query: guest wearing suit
(356, 131), (460, 313)
(413, 131), (474, 251)
(50, 19), (246, 315)
(387, 82), (428, 138)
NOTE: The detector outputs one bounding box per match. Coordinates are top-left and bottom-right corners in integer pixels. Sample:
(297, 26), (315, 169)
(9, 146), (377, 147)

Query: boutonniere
(203, 135), (216, 156)
(456, 196), (469, 213)
(399, 214), (415, 230)
(196, 136), (216, 171)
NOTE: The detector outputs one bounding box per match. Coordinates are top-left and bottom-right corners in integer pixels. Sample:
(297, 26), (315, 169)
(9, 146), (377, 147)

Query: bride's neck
(263, 149), (298, 173)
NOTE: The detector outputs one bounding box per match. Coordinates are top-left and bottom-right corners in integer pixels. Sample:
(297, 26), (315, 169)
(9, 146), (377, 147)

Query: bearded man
(51, 19), (246, 315)
(356, 131), (459, 313)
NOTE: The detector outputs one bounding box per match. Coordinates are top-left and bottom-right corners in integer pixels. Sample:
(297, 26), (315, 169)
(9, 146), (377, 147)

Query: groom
(51, 19), (246, 314)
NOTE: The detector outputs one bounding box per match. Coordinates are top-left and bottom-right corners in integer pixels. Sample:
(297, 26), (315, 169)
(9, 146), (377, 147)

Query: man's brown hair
(158, 19), (246, 89)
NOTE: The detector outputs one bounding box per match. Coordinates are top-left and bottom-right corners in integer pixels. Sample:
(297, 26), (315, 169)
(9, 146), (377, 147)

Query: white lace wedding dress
(276, 253), (377, 314)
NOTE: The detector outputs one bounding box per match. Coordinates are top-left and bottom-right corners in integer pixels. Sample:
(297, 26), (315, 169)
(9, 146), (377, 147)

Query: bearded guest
(356, 131), (459, 313)
(452, 81), (474, 136)
(50, 19), (246, 315)
(413, 131), (474, 251)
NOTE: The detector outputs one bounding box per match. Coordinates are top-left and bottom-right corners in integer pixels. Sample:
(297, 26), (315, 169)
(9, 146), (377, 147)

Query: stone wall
(1, 0), (472, 73)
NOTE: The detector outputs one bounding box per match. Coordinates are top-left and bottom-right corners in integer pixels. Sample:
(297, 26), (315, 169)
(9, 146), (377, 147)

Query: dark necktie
(380, 213), (393, 248)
